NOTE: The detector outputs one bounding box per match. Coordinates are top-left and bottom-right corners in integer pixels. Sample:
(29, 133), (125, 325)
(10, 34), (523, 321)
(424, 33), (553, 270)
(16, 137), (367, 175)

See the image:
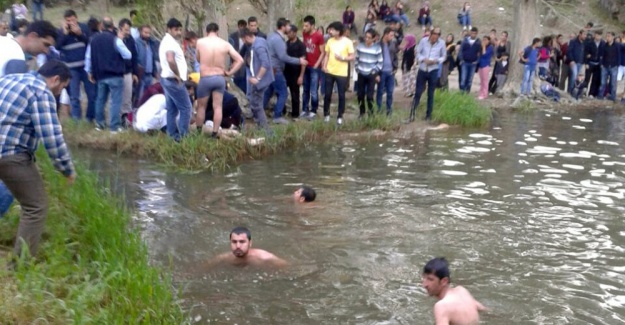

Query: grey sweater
(267, 31), (300, 72)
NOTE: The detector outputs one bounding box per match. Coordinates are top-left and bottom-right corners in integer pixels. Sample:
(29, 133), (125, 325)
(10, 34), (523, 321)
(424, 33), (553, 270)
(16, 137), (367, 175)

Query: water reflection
(74, 109), (625, 324)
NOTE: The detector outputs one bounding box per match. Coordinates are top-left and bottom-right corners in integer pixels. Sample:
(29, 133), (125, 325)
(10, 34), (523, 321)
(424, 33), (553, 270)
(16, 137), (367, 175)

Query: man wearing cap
(0, 59), (77, 259)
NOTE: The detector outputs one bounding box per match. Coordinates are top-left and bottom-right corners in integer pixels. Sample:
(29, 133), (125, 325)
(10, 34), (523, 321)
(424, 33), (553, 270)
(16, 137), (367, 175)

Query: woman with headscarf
(400, 34), (416, 97)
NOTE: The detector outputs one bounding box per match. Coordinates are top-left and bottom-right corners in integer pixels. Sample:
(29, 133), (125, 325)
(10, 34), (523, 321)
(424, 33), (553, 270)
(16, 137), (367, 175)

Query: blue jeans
(263, 70), (288, 119)
(161, 78), (192, 141)
(418, 16), (432, 27)
(302, 66), (320, 113)
(459, 14), (471, 26)
(95, 77), (124, 130)
(521, 65), (536, 95)
(411, 69), (439, 120)
(0, 181), (14, 217)
(376, 71), (395, 114)
(599, 66), (618, 100)
(568, 63), (583, 93)
(394, 14), (409, 26)
(137, 74), (153, 105)
(31, 1), (44, 21)
(69, 68), (96, 121)
(460, 62), (477, 92)
(233, 74), (247, 94)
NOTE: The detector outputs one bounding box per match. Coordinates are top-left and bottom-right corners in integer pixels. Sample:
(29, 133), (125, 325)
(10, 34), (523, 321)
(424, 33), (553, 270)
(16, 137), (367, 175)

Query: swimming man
(293, 185), (316, 203)
(211, 227), (287, 268)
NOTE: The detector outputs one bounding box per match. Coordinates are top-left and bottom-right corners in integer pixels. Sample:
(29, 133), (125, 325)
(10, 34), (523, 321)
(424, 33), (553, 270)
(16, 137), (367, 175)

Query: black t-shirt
(284, 38), (306, 77)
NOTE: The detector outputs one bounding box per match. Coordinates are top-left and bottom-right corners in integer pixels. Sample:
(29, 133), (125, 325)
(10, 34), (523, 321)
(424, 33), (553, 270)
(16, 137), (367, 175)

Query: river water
(74, 109), (625, 325)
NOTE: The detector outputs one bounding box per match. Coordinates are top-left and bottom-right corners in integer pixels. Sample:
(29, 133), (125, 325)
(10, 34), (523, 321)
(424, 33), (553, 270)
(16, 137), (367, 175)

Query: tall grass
(423, 90), (493, 127)
(0, 150), (187, 324)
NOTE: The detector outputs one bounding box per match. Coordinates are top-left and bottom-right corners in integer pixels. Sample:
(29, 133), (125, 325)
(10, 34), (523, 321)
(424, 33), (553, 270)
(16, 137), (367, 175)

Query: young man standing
(557, 34), (570, 91)
(230, 19), (248, 92)
(410, 27), (445, 122)
(119, 18), (139, 128)
(584, 31), (605, 98)
(134, 25), (159, 102)
(599, 32), (620, 101)
(284, 24), (307, 119)
(567, 30), (586, 95)
(422, 257), (486, 325)
(0, 20), (57, 76)
(159, 18), (192, 141)
(459, 27), (481, 93)
(355, 28), (382, 118)
(519, 37), (541, 96)
(301, 15), (325, 120)
(377, 27), (398, 115)
(322, 21), (355, 125)
(242, 27), (272, 131)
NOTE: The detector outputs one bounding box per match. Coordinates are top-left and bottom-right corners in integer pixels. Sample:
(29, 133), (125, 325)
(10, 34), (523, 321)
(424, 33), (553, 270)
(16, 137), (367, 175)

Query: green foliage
(424, 90), (493, 128)
(0, 150), (187, 324)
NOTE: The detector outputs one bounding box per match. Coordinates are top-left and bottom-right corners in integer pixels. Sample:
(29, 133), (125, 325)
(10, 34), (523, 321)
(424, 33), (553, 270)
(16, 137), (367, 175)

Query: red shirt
(303, 31), (324, 68)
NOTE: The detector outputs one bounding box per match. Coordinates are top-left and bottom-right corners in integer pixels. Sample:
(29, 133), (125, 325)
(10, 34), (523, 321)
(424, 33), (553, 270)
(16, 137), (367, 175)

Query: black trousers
(357, 73), (376, 115)
(323, 74), (348, 118)
(584, 64), (601, 97)
(285, 72), (301, 118)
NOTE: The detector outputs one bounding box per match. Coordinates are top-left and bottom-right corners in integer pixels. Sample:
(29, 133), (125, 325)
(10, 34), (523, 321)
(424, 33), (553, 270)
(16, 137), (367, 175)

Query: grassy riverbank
(0, 151), (186, 323)
(62, 91), (491, 172)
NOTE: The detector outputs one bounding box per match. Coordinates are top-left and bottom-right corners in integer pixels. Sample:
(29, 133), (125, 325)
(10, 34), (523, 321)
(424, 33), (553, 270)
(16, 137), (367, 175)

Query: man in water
(422, 257), (486, 325)
(211, 227), (287, 268)
(195, 23), (244, 139)
(293, 186), (316, 203)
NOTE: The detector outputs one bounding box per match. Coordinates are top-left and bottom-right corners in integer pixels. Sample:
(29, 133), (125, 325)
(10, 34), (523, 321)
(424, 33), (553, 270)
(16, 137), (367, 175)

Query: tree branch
(538, 0), (583, 29)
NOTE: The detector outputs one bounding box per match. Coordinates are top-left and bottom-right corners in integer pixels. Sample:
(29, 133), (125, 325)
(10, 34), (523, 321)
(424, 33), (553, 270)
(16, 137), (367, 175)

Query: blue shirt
(478, 45), (493, 68)
(144, 41), (154, 74)
(0, 73), (75, 176)
(527, 48), (539, 69)
(84, 37), (132, 74)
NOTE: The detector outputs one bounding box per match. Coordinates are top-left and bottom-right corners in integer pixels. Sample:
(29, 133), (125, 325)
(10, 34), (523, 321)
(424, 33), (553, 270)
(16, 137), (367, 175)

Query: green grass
(426, 90), (493, 127)
(0, 150), (187, 324)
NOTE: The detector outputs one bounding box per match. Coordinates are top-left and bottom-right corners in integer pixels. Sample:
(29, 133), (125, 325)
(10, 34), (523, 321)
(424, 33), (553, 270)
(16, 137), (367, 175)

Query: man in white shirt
(159, 18), (192, 142)
(134, 81), (197, 133)
(0, 20), (57, 76)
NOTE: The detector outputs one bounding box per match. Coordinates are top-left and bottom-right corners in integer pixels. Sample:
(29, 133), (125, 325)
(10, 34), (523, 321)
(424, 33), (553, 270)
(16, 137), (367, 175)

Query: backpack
(538, 47), (550, 61)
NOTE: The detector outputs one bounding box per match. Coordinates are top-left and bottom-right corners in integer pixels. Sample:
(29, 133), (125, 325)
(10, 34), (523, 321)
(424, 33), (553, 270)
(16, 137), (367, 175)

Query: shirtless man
(195, 23), (244, 138)
(210, 227), (287, 268)
(422, 257), (486, 325)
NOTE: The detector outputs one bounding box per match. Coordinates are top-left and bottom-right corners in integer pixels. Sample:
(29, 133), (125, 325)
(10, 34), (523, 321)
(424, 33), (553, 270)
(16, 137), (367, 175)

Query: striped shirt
(0, 73), (75, 176)
(355, 42), (383, 76)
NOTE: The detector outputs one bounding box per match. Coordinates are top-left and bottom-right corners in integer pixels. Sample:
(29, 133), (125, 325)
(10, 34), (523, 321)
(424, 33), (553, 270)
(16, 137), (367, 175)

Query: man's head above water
(230, 226), (252, 258)
(422, 257), (451, 298)
(293, 185), (316, 203)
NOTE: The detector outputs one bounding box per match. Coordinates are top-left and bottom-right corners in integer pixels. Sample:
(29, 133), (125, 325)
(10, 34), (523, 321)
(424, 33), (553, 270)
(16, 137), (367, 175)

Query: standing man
(0, 60), (76, 258)
(0, 20), (57, 76)
(459, 27), (481, 93)
(241, 27), (272, 131)
(355, 28), (382, 118)
(134, 25), (159, 102)
(86, 16), (132, 133)
(519, 37), (541, 96)
(301, 15), (325, 120)
(557, 33), (571, 91)
(194, 23), (244, 139)
(263, 18), (307, 124)
(377, 27), (398, 115)
(129, 10), (140, 39)
(322, 21), (354, 125)
(567, 30), (586, 95)
(119, 18), (139, 127)
(599, 32), (620, 101)
(31, 0), (44, 21)
(159, 18), (192, 141)
(410, 27), (445, 122)
(247, 16), (267, 39)
(422, 257), (487, 325)
(229, 19), (248, 92)
(58, 10), (95, 121)
(584, 31), (604, 98)
(284, 24), (307, 119)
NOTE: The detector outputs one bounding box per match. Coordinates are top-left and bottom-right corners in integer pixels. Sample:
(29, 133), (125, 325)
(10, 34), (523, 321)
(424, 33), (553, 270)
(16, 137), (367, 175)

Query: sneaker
(273, 117), (290, 125)
(307, 112), (317, 120)
(324, 116), (330, 123)
(95, 125), (104, 131)
(110, 128), (125, 135)
(337, 117), (343, 125)
(299, 112), (308, 118)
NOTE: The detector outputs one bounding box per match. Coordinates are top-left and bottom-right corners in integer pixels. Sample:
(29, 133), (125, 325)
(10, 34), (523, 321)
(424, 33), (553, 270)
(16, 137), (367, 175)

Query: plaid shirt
(0, 73), (75, 176)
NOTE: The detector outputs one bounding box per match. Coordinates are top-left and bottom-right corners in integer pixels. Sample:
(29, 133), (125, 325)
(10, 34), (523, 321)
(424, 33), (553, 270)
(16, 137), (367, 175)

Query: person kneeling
(201, 90), (243, 137)
(135, 81), (197, 133)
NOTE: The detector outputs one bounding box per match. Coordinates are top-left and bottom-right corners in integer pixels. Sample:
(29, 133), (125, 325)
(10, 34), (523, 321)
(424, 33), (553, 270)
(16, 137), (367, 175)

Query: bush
(428, 90), (492, 128)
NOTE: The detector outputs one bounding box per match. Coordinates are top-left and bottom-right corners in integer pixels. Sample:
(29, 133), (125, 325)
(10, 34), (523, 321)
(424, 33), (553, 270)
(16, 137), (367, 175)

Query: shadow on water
(73, 108), (625, 324)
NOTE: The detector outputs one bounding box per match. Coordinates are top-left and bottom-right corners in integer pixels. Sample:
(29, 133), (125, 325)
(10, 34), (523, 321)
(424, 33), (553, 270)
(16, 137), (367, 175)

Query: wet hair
(423, 257), (450, 281)
(289, 24), (298, 33)
(166, 18), (182, 29)
(129, 9), (138, 18)
(276, 17), (288, 29)
(230, 227), (251, 240)
(38, 59), (71, 82)
(300, 186), (316, 202)
(240, 27), (254, 38)
(25, 20), (57, 40)
(328, 21), (344, 36)
(248, 16), (258, 24)
(303, 15), (316, 26)
(64, 9), (77, 18)
(119, 18), (132, 29)
(206, 22), (219, 33)
(470, 27), (478, 33)
(237, 19), (247, 27)
(532, 37), (541, 46)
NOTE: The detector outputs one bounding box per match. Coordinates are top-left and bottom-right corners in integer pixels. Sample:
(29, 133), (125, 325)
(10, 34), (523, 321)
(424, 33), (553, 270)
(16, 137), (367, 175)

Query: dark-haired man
(195, 22), (244, 138)
(293, 186), (316, 203)
(422, 257), (486, 325)
(377, 27), (398, 115)
(242, 27), (272, 131)
(567, 30), (586, 94)
(410, 27), (445, 122)
(0, 20), (57, 76)
(58, 10), (95, 121)
(301, 15), (325, 120)
(0, 60), (76, 258)
(119, 18), (139, 128)
(230, 19), (248, 92)
(285, 24), (307, 119)
(459, 27), (481, 93)
(584, 31), (604, 98)
(322, 21), (354, 125)
(211, 227), (287, 267)
(134, 25), (159, 101)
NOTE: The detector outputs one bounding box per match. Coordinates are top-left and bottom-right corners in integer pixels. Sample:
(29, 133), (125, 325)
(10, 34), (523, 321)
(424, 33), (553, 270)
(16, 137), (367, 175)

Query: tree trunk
(267, 0), (294, 29)
(502, 0), (539, 94)
(203, 0), (228, 40)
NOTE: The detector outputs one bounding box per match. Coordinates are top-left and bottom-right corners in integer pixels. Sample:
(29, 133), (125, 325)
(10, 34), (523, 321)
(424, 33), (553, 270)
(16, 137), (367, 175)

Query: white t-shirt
(134, 94), (167, 132)
(59, 89), (70, 105)
(159, 33), (187, 81)
(0, 36), (25, 77)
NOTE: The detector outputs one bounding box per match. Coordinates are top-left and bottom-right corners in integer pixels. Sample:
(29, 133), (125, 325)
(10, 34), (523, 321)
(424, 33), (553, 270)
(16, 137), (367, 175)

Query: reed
(416, 90), (493, 127)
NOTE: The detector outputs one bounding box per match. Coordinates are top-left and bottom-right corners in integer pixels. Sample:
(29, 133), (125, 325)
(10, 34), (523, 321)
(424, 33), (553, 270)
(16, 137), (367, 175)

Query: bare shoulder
(251, 248), (278, 260)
